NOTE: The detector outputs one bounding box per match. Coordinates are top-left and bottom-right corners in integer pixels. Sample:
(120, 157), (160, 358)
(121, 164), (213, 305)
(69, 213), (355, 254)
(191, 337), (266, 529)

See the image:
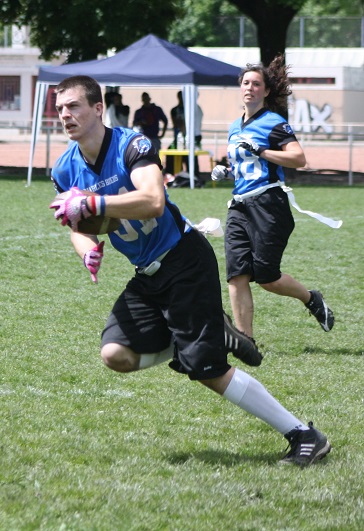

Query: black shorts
(225, 187), (295, 284)
(101, 229), (231, 380)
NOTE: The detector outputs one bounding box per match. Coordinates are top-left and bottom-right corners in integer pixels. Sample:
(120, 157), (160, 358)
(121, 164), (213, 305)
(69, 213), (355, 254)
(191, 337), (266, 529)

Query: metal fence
(202, 125), (364, 186)
(208, 16), (364, 48)
(1, 18), (364, 48)
(0, 122), (363, 186)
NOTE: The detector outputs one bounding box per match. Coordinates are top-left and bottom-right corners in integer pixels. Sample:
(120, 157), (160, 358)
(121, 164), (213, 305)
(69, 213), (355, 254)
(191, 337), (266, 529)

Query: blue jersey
(52, 127), (188, 267)
(227, 108), (297, 195)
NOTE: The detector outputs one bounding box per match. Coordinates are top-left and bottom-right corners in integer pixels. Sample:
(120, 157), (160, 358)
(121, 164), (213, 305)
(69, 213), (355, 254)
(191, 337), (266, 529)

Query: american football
(54, 190), (120, 235)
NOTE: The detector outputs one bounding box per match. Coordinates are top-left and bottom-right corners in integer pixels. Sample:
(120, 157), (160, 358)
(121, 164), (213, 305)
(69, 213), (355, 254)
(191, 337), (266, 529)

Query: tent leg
(183, 84), (197, 189)
(27, 82), (48, 186)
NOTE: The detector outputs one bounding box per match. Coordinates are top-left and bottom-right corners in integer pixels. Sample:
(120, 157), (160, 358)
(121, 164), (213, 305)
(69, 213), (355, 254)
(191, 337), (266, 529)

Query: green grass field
(1, 175), (363, 530)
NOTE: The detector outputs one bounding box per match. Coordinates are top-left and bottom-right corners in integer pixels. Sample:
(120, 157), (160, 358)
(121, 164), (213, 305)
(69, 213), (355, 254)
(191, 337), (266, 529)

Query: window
(0, 76), (21, 110)
(290, 77), (335, 85)
(44, 86), (58, 118)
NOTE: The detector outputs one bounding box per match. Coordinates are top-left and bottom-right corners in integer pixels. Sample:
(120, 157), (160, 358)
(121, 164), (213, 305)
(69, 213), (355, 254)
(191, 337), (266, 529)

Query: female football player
(212, 55), (334, 341)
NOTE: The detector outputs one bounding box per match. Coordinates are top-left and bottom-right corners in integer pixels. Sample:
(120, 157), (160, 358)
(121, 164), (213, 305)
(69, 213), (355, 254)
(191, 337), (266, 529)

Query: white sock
(138, 341), (174, 370)
(223, 368), (308, 435)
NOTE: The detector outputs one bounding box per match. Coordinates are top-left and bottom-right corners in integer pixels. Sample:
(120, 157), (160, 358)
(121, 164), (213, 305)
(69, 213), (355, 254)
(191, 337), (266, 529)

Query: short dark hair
(55, 75), (102, 106)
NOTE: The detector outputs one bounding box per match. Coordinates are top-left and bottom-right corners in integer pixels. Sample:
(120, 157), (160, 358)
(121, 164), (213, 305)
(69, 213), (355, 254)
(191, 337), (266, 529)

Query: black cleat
(305, 290), (334, 332)
(223, 311), (263, 367)
(281, 421), (331, 467)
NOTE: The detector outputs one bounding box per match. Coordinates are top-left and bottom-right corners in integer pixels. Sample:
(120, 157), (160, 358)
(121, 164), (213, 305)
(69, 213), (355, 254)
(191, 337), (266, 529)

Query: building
(1, 27), (364, 136)
(190, 47), (364, 135)
(0, 26), (63, 128)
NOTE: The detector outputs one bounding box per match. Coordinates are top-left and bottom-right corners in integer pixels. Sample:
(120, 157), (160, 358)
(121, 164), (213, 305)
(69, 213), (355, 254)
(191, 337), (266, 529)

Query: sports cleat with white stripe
(305, 290), (334, 332)
(223, 311), (263, 367)
(280, 421), (331, 467)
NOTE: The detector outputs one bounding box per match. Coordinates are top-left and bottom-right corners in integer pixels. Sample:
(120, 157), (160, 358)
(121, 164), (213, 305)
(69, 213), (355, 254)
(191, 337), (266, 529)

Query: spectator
(104, 91), (130, 128)
(114, 92), (130, 128)
(133, 92), (168, 150)
(171, 90), (186, 148)
(194, 94), (203, 149)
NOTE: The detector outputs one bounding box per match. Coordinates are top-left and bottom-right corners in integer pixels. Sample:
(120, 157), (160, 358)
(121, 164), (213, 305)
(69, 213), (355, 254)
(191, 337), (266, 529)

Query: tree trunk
(254, 13), (292, 65)
(229, 0), (301, 65)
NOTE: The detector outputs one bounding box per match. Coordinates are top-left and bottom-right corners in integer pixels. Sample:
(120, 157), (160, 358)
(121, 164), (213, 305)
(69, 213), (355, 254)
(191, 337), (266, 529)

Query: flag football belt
(231, 182), (281, 204)
(136, 249), (171, 276)
(230, 182), (342, 229)
(136, 222), (191, 276)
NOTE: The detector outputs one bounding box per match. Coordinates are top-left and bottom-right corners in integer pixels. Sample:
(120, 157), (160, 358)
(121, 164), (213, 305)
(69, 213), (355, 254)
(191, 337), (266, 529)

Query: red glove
(83, 241), (105, 283)
(50, 187), (92, 231)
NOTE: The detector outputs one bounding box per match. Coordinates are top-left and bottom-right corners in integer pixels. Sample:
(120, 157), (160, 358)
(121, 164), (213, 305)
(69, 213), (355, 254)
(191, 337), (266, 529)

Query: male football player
(50, 75), (331, 466)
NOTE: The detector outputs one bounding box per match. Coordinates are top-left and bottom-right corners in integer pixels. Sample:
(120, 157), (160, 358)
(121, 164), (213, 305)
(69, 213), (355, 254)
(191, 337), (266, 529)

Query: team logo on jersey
(282, 124), (294, 135)
(132, 135), (152, 154)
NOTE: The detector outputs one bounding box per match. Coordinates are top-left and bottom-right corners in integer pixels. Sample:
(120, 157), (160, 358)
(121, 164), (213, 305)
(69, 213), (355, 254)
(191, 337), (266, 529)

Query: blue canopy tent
(28, 34), (241, 186)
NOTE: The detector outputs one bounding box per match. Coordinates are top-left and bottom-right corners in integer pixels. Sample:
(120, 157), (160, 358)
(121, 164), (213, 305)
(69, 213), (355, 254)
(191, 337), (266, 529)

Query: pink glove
(50, 187), (92, 230)
(83, 241), (105, 283)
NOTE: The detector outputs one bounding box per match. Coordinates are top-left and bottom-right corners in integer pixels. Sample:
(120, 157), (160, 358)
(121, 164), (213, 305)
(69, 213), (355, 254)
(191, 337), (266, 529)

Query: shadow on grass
(165, 448), (279, 467)
(165, 448), (332, 470)
(0, 166), (50, 181)
(301, 346), (364, 356)
(2, 166), (364, 187)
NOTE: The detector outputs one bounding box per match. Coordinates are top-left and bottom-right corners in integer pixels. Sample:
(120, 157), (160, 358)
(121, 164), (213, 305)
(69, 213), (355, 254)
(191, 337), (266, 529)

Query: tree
(170, 0), (364, 65)
(169, 0), (242, 48)
(1, 0), (181, 62)
(169, 0), (308, 65)
(290, 0), (364, 47)
(299, 0), (364, 16)
(226, 0), (307, 65)
(2, 0), (362, 63)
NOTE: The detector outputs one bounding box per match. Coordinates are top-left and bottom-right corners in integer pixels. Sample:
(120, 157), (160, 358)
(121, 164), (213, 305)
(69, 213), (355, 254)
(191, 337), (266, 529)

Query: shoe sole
(310, 441), (332, 464)
(280, 441), (332, 467)
(318, 299), (334, 332)
(307, 291), (334, 332)
(223, 312), (263, 367)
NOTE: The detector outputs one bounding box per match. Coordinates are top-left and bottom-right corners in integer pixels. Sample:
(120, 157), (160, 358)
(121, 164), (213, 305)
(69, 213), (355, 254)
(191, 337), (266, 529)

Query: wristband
(99, 196), (106, 216)
(89, 195), (106, 216)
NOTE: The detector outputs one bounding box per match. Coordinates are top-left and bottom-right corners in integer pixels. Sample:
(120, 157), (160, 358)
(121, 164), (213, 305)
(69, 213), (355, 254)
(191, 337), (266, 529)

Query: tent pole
(27, 82), (48, 187)
(34, 36), (241, 188)
(184, 84), (196, 189)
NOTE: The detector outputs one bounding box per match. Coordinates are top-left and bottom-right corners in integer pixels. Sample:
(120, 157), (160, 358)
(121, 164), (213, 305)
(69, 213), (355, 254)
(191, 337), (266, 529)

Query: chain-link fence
(213, 16), (364, 48)
(287, 17), (364, 47)
(1, 18), (364, 48)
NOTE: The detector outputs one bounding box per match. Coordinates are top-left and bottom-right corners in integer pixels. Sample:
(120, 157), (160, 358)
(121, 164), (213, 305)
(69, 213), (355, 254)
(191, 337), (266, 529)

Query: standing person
(104, 91), (114, 125)
(168, 90), (202, 177)
(194, 94), (203, 149)
(104, 91), (129, 128)
(49, 75), (331, 467)
(170, 90), (203, 149)
(211, 56), (335, 341)
(133, 92), (168, 151)
(164, 91), (187, 177)
(114, 92), (130, 128)
(192, 95), (204, 176)
(171, 91), (203, 177)
(171, 90), (186, 148)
